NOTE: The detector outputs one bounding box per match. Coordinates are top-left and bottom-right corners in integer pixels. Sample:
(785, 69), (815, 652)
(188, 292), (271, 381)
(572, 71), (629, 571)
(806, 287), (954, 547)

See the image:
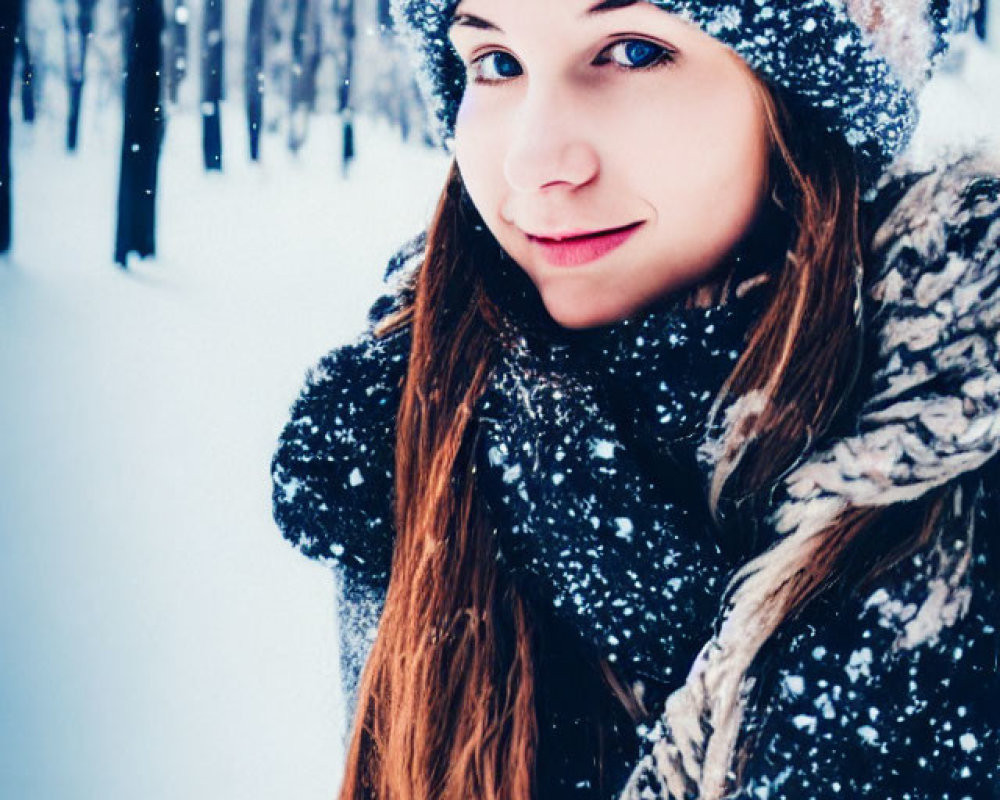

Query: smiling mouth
(526, 221), (644, 243)
(523, 221), (645, 268)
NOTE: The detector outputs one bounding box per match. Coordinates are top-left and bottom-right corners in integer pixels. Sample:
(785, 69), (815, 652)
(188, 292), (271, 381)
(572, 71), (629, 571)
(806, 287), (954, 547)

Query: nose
(502, 86), (600, 194)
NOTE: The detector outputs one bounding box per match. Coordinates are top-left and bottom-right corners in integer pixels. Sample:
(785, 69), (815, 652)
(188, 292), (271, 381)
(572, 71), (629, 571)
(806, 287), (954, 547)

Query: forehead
(450, 0), (665, 26)
(448, 0), (711, 46)
(453, 0), (645, 12)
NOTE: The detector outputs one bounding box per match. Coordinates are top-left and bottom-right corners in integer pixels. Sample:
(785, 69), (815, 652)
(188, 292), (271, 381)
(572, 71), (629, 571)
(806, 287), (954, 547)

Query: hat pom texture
(390, 0), (976, 185)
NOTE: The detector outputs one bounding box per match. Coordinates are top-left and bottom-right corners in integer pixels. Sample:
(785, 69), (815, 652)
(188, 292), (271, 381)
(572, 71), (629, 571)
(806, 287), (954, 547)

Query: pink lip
(525, 222), (644, 267)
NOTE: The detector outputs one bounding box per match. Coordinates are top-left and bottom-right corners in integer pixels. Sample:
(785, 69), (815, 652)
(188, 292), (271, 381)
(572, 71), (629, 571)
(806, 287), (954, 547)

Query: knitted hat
(391, 0), (976, 188)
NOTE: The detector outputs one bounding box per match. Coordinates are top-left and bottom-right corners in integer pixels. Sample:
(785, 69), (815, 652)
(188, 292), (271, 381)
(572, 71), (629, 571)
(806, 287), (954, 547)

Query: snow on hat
(390, 0), (977, 188)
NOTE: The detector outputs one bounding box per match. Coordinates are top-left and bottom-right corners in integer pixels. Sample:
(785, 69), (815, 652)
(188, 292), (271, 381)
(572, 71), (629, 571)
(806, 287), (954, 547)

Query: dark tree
(201, 0), (224, 170)
(288, 0), (321, 153)
(370, 24), (424, 145)
(973, 0), (988, 40)
(334, 0), (354, 175)
(377, 0), (391, 31)
(16, 0), (35, 123)
(263, 0), (291, 139)
(245, 0), (266, 160)
(166, 0), (188, 104)
(0, 0), (21, 253)
(114, 0), (164, 267)
(62, 0), (98, 151)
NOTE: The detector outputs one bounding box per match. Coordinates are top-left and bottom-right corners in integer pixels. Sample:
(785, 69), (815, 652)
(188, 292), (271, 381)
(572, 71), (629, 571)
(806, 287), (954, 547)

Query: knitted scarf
(471, 240), (780, 690)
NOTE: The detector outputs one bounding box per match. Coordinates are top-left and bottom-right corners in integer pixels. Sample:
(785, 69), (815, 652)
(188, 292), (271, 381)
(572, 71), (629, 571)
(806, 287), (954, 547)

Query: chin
(542, 295), (631, 331)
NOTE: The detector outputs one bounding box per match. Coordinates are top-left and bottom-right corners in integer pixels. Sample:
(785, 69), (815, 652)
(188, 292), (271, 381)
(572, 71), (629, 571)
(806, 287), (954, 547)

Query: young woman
(271, 0), (1000, 797)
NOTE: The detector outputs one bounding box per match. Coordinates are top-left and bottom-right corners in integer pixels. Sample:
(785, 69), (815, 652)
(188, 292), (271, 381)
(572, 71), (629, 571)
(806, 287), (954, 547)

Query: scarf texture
(271, 148), (1000, 798)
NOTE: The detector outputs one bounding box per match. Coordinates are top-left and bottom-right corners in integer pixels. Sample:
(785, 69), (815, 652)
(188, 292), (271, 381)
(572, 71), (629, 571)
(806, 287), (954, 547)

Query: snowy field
(0, 33), (998, 800)
(1, 109), (449, 799)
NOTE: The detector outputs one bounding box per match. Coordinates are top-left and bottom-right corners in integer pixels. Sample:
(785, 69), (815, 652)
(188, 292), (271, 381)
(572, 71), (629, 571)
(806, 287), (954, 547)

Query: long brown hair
(335, 72), (916, 799)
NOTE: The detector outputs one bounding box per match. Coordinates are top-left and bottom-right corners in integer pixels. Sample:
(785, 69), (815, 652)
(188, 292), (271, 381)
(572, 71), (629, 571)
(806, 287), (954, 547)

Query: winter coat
(271, 147), (1000, 799)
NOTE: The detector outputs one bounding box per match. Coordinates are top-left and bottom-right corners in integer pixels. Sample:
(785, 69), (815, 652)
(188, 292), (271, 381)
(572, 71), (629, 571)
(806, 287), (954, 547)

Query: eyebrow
(450, 0), (640, 34)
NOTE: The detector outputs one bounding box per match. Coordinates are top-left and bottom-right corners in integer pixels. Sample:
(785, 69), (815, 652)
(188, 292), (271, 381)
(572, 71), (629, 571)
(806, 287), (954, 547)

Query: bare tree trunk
(114, 0), (164, 266)
(0, 0), (21, 253)
(201, 0), (224, 170)
(17, 0), (35, 124)
(245, 0), (266, 160)
(167, 0), (188, 104)
(334, 0), (354, 175)
(377, 0), (391, 31)
(62, 0), (97, 151)
(288, 0), (320, 153)
(973, 0), (988, 40)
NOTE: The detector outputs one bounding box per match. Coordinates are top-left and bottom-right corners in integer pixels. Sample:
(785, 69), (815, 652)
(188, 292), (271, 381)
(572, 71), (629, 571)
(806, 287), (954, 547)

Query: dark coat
(272, 147), (1000, 799)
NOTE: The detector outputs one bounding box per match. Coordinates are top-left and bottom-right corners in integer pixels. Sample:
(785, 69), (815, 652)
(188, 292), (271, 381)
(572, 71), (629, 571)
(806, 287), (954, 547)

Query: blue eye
(605, 39), (673, 69)
(469, 51), (523, 84)
(465, 39), (674, 86)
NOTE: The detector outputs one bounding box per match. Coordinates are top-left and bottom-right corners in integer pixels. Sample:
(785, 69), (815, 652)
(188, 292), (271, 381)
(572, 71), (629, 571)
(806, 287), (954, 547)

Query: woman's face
(449, 0), (773, 329)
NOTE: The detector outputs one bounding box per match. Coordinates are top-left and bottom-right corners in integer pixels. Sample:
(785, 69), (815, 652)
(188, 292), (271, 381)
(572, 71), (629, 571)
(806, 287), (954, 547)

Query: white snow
(614, 516), (634, 540)
(0, 28), (997, 800)
(857, 724), (880, 745)
(845, 646), (874, 683)
(792, 713), (818, 734)
(590, 437), (617, 459)
(0, 107), (447, 800)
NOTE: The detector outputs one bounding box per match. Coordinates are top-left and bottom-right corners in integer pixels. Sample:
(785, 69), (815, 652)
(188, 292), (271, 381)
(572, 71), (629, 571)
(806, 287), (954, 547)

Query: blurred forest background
(0, 2), (452, 799)
(1, 0), (436, 263)
(0, 2), (998, 800)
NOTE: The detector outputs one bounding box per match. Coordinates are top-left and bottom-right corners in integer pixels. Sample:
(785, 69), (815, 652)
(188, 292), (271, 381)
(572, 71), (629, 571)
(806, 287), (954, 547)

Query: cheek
(454, 94), (508, 220)
(621, 80), (768, 234)
(645, 88), (761, 182)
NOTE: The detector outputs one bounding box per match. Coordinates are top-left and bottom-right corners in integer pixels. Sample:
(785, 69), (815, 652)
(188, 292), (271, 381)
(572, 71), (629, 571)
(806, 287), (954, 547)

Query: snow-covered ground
(1, 108), (448, 799)
(0, 32), (997, 800)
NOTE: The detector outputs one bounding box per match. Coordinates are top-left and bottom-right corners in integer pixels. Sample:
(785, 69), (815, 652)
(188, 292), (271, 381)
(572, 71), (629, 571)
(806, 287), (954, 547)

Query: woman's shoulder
(861, 144), (1000, 292)
(292, 231), (425, 401)
(829, 144), (1000, 501)
(759, 146), (1000, 562)
(738, 468), (1000, 796)
(269, 233), (425, 575)
(365, 229), (426, 330)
